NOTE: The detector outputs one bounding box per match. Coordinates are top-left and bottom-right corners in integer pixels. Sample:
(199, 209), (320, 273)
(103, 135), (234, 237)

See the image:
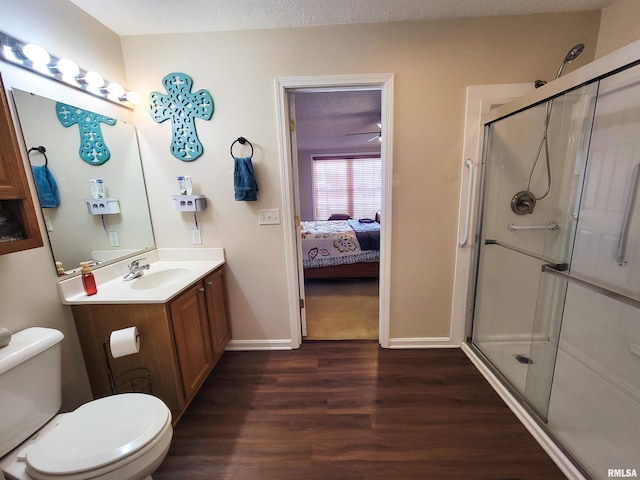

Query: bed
(300, 218), (380, 279)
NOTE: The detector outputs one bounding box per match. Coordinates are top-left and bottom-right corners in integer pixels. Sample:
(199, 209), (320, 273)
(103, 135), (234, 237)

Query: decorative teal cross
(56, 102), (116, 165)
(149, 72), (214, 161)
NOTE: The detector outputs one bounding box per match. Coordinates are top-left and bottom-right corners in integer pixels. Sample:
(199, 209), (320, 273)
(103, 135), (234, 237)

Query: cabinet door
(204, 268), (231, 361)
(170, 282), (214, 400)
(0, 73), (43, 254)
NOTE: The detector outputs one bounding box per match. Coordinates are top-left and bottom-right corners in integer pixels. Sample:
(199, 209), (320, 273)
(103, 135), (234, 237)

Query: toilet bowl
(1, 393), (172, 480)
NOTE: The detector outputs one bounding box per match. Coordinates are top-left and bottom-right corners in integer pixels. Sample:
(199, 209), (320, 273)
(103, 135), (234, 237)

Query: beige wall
(122, 13), (599, 342)
(0, 0), (130, 410)
(596, 0), (640, 58)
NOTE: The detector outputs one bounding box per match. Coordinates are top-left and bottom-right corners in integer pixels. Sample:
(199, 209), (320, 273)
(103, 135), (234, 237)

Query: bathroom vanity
(58, 249), (230, 424)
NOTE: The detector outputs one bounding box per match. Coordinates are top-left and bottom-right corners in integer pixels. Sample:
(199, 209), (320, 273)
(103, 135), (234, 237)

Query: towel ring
(28, 146), (48, 167)
(230, 137), (253, 159)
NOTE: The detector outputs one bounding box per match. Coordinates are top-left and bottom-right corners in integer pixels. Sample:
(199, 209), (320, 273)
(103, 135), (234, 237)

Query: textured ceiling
(69, 0), (614, 36)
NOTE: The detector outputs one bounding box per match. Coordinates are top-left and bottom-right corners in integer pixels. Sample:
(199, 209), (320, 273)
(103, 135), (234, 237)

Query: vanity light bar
(0, 31), (140, 108)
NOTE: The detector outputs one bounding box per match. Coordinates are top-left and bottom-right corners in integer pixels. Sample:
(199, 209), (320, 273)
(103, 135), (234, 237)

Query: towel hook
(230, 137), (253, 159)
(28, 146), (48, 167)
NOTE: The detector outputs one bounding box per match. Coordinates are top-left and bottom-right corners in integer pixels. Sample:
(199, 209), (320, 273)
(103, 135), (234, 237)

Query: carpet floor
(303, 278), (379, 340)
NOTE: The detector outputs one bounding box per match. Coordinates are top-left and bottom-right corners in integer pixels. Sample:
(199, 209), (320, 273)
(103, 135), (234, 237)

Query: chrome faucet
(123, 258), (150, 281)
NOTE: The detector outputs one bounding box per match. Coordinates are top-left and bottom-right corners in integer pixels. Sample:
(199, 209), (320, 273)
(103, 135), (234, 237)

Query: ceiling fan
(345, 123), (382, 142)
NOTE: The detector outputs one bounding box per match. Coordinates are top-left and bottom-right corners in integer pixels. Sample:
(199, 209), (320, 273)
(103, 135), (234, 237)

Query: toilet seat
(24, 393), (171, 480)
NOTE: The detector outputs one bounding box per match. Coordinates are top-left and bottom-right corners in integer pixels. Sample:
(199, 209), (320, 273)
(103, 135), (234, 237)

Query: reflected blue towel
(31, 165), (60, 208)
(234, 157), (258, 201)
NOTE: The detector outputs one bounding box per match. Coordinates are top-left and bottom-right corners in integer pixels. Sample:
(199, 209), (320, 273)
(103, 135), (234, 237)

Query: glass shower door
(472, 82), (598, 417)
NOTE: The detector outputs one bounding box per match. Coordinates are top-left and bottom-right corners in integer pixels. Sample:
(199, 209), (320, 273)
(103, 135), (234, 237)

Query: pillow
(328, 213), (351, 220)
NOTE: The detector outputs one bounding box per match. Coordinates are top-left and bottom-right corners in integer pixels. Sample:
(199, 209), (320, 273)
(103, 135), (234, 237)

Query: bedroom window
(312, 154), (381, 220)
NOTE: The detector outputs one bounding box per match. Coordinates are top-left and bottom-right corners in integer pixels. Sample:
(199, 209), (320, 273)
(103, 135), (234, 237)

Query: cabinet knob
(206, 281), (213, 286)
(198, 287), (205, 292)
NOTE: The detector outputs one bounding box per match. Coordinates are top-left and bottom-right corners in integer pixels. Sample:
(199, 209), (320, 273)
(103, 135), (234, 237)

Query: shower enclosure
(469, 56), (640, 479)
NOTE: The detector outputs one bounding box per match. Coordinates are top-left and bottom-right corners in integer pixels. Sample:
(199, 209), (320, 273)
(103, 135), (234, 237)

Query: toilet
(0, 327), (172, 480)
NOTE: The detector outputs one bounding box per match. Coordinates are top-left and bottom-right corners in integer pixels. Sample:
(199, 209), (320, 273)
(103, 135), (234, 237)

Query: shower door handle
(615, 163), (640, 267)
(458, 159), (474, 248)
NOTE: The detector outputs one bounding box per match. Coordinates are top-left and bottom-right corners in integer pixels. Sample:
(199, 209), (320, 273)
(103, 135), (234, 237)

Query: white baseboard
(388, 337), (455, 349)
(460, 343), (586, 480)
(226, 339), (294, 351)
(227, 337), (455, 351)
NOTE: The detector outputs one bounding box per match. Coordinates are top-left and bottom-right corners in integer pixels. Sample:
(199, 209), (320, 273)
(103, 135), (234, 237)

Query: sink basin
(128, 267), (192, 290)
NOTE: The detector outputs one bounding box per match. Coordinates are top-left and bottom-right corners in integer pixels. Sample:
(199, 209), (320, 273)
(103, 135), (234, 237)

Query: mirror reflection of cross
(56, 103), (117, 165)
(149, 72), (214, 161)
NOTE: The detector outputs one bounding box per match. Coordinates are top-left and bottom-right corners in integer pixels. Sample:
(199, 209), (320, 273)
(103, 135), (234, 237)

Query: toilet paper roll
(0, 328), (11, 348)
(109, 326), (140, 358)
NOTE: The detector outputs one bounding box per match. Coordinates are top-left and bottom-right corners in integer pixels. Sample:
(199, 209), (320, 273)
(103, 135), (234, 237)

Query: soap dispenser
(56, 261), (66, 276)
(80, 262), (97, 296)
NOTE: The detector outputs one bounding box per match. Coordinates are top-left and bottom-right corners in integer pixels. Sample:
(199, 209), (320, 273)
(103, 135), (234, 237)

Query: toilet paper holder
(101, 338), (152, 395)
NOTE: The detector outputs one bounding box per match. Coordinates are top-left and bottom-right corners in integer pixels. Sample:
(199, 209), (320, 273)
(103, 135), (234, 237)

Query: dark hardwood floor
(154, 341), (566, 480)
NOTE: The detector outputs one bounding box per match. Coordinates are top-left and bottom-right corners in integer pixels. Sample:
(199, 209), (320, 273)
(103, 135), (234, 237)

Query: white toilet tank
(0, 327), (64, 458)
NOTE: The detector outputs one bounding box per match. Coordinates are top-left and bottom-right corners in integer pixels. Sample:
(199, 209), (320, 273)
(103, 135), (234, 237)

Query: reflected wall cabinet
(0, 73), (43, 254)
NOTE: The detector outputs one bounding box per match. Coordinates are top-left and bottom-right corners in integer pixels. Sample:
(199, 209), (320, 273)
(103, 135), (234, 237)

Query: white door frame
(275, 73), (394, 349)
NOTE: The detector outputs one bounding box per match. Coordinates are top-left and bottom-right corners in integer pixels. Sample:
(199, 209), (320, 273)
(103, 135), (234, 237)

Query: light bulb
(22, 43), (50, 65)
(84, 70), (104, 88)
(56, 58), (79, 77)
(3, 45), (21, 63)
(126, 91), (141, 104)
(107, 82), (125, 98)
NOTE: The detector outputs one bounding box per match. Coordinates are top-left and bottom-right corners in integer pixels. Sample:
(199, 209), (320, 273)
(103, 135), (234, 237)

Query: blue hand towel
(31, 165), (60, 208)
(234, 157), (258, 201)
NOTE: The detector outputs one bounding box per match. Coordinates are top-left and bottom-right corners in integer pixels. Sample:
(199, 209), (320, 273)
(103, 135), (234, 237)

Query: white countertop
(58, 248), (225, 305)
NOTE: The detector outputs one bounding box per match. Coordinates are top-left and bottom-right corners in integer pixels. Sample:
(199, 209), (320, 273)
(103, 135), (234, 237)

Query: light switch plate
(191, 229), (202, 245)
(258, 208), (280, 225)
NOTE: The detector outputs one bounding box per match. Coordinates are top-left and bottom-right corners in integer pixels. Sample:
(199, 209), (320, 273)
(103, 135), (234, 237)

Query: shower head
(555, 43), (585, 79)
(564, 43), (585, 62)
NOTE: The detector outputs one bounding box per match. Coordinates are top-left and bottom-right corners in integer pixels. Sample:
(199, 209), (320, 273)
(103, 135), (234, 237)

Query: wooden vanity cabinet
(169, 281), (214, 401)
(0, 73), (43, 254)
(72, 265), (231, 424)
(205, 267), (231, 362)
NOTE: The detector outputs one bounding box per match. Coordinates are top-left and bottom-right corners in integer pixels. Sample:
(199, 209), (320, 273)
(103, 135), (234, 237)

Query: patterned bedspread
(300, 220), (380, 269)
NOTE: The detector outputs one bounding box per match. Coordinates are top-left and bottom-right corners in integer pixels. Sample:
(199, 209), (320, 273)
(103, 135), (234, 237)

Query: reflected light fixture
(0, 30), (140, 108)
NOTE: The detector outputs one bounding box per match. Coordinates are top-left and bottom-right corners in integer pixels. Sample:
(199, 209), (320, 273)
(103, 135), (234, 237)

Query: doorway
(275, 74), (394, 349)
(293, 89), (381, 340)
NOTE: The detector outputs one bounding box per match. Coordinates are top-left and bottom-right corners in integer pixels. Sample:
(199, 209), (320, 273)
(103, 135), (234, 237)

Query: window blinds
(312, 154), (381, 220)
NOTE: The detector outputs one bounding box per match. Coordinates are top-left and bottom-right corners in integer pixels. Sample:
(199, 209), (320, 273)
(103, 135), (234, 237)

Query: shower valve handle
(511, 191), (537, 215)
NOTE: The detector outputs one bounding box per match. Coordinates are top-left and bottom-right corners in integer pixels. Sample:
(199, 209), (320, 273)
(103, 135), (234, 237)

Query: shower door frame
(460, 39), (640, 480)
(450, 83), (534, 346)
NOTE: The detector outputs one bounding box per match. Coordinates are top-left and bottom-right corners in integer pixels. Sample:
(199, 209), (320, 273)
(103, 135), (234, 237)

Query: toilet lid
(26, 393), (170, 476)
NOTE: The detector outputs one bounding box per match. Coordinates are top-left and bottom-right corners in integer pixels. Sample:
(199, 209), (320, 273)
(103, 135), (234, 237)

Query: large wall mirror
(12, 89), (155, 274)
